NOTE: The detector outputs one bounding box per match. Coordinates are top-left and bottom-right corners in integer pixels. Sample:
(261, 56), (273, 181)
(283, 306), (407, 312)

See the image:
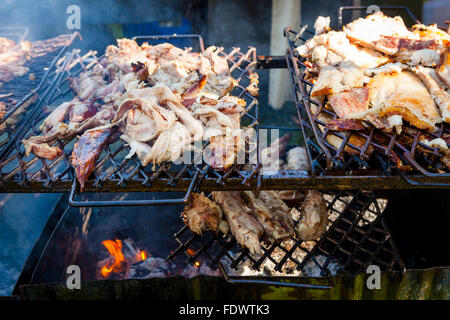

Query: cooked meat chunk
(365, 71), (442, 132)
(343, 12), (413, 55)
(411, 65), (450, 123)
(328, 87), (369, 118)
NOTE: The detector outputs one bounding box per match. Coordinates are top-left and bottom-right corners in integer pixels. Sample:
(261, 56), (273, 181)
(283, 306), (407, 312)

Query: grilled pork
(328, 87), (370, 118)
(0, 38), (31, 83)
(72, 128), (114, 191)
(343, 12), (412, 55)
(23, 39), (253, 184)
(411, 65), (450, 123)
(295, 190), (328, 241)
(212, 191), (263, 256)
(241, 191), (294, 243)
(363, 71), (442, 132)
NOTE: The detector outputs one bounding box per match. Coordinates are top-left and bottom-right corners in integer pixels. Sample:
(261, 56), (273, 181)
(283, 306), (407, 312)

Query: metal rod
(68, 169), (199, 207)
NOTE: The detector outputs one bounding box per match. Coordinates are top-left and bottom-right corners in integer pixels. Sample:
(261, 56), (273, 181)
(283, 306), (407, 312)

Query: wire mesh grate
(167, 190), (405, 278)
(285, 24), (450, 187)
(0, 36), (261, 193)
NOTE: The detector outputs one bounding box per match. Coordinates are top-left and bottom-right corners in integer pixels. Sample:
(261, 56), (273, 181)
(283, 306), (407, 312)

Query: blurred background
(0, 0), (448, 295)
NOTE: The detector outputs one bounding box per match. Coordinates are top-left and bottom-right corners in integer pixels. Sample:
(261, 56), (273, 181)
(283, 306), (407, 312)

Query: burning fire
(99, 239), (148, 279)
(140, 250), (147, 261)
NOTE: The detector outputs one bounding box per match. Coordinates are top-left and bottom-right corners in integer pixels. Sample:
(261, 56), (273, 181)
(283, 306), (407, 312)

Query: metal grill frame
(284, 6), (450, 188)
(0, 35), (262, 199)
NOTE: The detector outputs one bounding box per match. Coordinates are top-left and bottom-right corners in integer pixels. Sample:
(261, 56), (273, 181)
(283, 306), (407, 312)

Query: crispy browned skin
(182, 193), (222, 235)
(0, 102), (6, 120)
(437, 44), (450, 87)
(71, 128), (113, 191)
(182, 74), (207, 100)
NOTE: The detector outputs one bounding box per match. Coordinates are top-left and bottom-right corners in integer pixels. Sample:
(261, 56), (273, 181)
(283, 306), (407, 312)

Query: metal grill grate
(167, 190), (404, 280)
(284, 7), (450, 188)
(0, 35), (261, 195)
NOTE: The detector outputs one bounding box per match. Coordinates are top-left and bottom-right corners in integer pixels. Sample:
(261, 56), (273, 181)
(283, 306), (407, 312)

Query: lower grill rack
(167, 190), (405, 285)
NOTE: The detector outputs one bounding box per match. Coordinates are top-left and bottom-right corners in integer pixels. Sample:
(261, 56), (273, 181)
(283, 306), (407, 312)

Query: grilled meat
(311, 62), (368, 97)
(258, 190), (296, 229)
(23, 38), (253, 183)
(343, 12), (413, 55)
(182, 193), (228, 235)
(71, 128), (114, 191)
(295, 190), (328, 241)
(328, 87), (370, 118)
(285, 146), (310, 170)
(260, 133), (291, 171)
(212, 191), (263, 256)
(0, 102), (6, 120)
(0, 38), (31, 83)
(411, 65), (450, 123)
(437, 44), (450, 87)
(241, 191), (294, 243)
(364, 71), (442, 132)
(296, 12), (450, 163)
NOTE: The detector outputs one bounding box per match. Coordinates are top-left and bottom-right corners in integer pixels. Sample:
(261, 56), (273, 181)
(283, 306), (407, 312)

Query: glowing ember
(187, 248), (196, 256)
(194, 261), (201, 268)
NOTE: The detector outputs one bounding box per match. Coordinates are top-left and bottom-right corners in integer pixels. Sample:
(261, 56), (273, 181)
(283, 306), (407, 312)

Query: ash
(223, 240), (342, 277)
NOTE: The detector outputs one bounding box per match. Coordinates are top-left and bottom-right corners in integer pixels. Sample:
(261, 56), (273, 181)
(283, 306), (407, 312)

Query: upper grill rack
(0, 33), (80, 159)
(0, 35), (261, 197)
(167, 190), (404, 284)
(285, 7), (450, 188)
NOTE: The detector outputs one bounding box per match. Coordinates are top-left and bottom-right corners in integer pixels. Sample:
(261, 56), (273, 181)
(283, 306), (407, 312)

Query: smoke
(0, 193), (61, 295)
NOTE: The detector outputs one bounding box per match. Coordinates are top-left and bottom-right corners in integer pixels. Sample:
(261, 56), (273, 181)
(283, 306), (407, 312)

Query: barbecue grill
(0, 32), (80, 162)
(3, 5), (450, 300)
(285, 6), (450, 189)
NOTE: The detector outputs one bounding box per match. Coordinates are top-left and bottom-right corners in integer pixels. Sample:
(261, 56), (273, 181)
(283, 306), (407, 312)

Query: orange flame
(140, 250), (147, 261)
(100, 239), (125, 278)
(194, 261), (201, 268)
